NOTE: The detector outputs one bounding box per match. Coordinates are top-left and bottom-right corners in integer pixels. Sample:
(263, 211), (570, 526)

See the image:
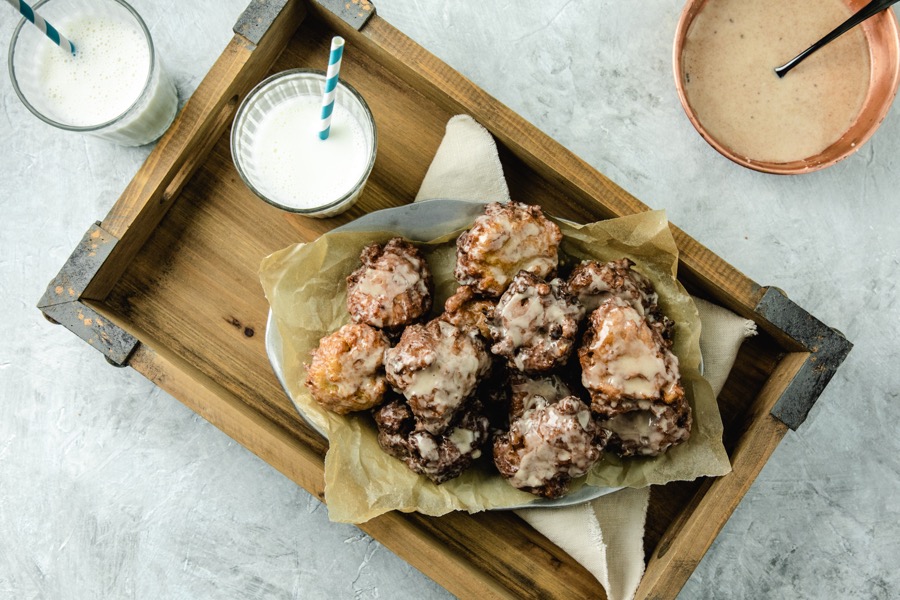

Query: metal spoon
(775, 0), (899, 77)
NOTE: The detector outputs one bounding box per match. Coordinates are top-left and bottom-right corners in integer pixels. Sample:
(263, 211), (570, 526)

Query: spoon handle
(775, 0), (900, 77)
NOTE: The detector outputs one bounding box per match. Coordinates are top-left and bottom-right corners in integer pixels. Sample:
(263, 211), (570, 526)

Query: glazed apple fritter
(441, 285), (496, 341)
(347, 237), (433, 333)
(508, 371), (572, 420)
(384, 318), (492, 435)
(600, 398), (692, 457)
(374, 396), (490, 484)
(490, 271), (583, 373)
(578, 298), (684, 416)
(304, 322), (391, 415)
(455, 201), (562, 297)
(567, 258), (674, 346)
(493, 396), (607, 499)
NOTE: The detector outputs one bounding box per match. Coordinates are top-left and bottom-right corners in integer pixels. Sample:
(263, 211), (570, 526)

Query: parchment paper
(259, 209), (731, 523)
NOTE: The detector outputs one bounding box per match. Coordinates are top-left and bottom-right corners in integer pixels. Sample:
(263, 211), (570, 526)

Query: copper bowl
(673, 0), (900, 174)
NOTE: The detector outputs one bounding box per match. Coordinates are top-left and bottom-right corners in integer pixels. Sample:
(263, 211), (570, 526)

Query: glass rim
(7, 0), (158, 132)
(230, 68), (378, 215)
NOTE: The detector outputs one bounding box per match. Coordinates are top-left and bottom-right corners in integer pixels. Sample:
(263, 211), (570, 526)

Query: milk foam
(250, 96), (370, 210)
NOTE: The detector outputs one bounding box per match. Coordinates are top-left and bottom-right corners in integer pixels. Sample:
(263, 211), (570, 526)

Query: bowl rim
(672, 0), (900, 175)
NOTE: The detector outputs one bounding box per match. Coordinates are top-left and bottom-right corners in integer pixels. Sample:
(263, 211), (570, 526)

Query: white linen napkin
(414, 115), (511, 204)
(415, 115), (756, 600)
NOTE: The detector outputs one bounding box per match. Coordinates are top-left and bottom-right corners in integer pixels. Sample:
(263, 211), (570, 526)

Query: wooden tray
(37, 1), (852, 598)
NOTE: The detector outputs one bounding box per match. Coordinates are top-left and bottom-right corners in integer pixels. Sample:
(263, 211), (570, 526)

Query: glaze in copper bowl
(673, 0), (900, 174)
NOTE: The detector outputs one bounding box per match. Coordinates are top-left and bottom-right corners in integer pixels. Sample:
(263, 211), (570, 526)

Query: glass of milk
(231, 69), (377, 218)
(8, 0), (178, 146)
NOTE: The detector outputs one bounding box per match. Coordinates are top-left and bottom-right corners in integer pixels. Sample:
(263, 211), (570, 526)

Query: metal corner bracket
(234, 0), (292, 45)
(37, 222), (139, 367)
(314, 0), (376, 30)
(233, 0), (375, 46)
(755, 287), (853, 430)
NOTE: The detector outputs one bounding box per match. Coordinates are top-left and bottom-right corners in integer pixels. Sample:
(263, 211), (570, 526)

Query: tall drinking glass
(8, 0), (178, 146)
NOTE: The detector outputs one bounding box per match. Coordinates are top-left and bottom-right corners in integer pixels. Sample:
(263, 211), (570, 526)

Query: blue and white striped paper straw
(5, 0), (76, 56)
(319, 36), (345, 140)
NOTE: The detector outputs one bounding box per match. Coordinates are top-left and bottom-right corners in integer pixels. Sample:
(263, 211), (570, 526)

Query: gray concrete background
(1, 1), (897, 598)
